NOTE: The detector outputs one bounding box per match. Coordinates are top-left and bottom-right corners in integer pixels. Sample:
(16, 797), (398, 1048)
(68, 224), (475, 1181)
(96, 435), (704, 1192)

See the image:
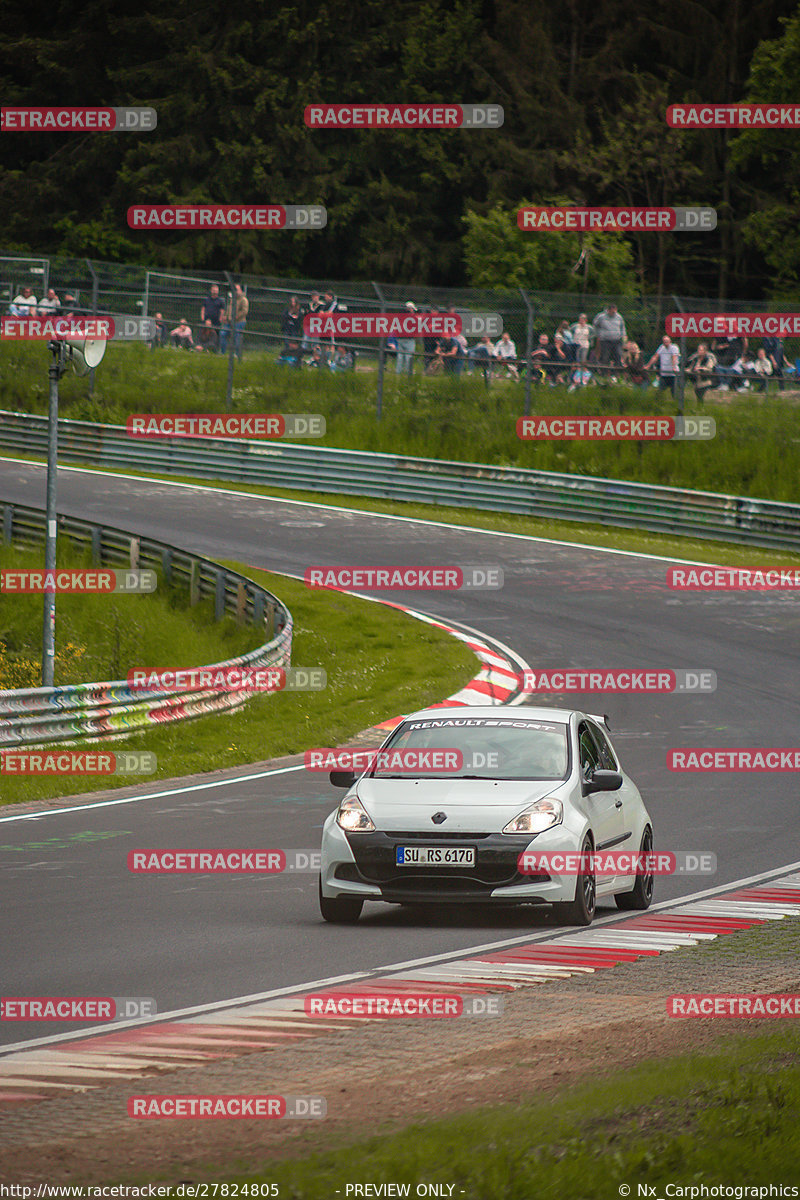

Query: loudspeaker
(66, 337), (106, 375)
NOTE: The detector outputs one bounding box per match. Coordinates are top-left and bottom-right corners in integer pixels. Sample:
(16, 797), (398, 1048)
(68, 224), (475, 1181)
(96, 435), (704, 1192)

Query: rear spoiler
(588, 712), (611, 730)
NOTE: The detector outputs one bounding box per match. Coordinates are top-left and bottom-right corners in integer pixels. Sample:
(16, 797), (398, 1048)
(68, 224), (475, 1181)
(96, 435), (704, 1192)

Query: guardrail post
(2, 505), (12, 544)
(190, 560), (201, 606)
(90, 526), (102, 565)
(253, 591), (266, 631)
(161, 547), (173, 584)
(224, 270), (237, 413)
(214, 571), (226, 622)
(129, 536), (140, 570)
(372, 281), (386, 421)
(236, 580), (247, 624)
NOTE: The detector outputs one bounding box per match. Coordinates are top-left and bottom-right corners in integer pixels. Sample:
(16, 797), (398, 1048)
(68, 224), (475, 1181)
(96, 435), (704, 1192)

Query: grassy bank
(0, 555), (478, 805)
(1, 341), (798, 502)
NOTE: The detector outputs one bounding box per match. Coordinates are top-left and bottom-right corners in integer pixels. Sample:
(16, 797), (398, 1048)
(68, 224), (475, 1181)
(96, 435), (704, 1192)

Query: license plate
(395, 846), (476, 867)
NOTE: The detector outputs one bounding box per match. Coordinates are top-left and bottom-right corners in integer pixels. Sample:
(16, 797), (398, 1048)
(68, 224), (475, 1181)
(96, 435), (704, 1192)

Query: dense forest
(2, 0), (799, 300)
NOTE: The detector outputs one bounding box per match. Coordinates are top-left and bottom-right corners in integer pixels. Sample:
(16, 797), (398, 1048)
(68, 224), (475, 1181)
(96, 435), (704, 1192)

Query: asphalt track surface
(1, 459), (798, 1048)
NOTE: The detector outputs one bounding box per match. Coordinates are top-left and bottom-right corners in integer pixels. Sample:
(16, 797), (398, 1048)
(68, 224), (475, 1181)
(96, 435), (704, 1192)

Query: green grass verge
(129, 1022), (800, 1193)
(2, 340), (799, 502)
(0, 558), (478, 806)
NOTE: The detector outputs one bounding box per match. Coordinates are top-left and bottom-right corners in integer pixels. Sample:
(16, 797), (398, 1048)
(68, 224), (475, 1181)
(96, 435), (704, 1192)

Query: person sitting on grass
(277, 340), (303, 368)
(170, 318), (194, 350)
(195, 318), (219, 353)
(307, 344), (328, 369)
(493, 331), (519, 380)
(331, 345), (354, 371)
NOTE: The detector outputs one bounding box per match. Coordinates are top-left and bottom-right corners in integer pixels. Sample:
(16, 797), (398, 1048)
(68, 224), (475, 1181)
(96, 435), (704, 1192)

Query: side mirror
(583, 769), (623, 795)
(330, 770), (357, 788)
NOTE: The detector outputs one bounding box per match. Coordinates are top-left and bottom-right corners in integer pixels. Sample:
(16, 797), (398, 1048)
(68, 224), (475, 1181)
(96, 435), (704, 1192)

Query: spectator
(446, 305), (467, 375)
(277, 340), (303, 368)
(196, 318), (219, 353)
(646, 335), (680, 396)
(710, 333), (746, 389)
(150, 312), (169, 350)
(62, 293), (78, 313)
(529, 333), (550, 383)
(493, 331), (519, 380)
(307, 344), (327, 369)
(555, 320), (576, 361)
(752, 347), (773, 393)
(467, 335), (495, 377)
(38, 288), (61, 315)
(200, 283), (225, 340)
(422, 306), (440, 369)
(170, 318), (194, 350)
(303, 290), (324, 351)
(437, 332), (461, 374)
(331, 345), (354, 371)
(321, 286), (339, 353)
(396, 301), (417, 376)
(568, 365), (595, 392)
(10, 286), (37, 315)
(730, 351), (756, 391)
(686, 343), (717, 404)
(622, 340), (649, 388)
(548, 335), (570, 384)
(281, 296), (304, 351)
(219, 284), (248, 359)
(571, 313), (592, 364)
(592, 303), (627, 371)
(762, 335), (785, 391)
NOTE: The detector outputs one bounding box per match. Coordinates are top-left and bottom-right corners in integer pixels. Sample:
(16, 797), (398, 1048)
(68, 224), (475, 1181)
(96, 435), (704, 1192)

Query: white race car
(319, 705), (654, 926)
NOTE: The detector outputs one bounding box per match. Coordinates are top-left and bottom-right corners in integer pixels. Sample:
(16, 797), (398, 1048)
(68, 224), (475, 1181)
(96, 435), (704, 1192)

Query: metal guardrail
(0, 500), (293, 748)
(0, 410), (798, 551)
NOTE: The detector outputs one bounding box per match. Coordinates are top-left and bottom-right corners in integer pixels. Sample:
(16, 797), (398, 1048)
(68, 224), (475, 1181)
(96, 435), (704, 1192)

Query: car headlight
(336, 794), (376, 833)
(502, 797), (563, 835)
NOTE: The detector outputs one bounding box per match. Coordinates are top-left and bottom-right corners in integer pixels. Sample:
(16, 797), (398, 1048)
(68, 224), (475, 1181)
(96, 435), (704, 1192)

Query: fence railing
(0, 500), (293, 748)
(0, 410), (798, 551)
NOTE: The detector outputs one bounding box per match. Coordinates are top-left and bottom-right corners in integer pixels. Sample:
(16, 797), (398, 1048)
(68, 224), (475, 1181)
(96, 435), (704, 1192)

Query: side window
(589, 722), (618, 771)
(578, 723), (602, 776)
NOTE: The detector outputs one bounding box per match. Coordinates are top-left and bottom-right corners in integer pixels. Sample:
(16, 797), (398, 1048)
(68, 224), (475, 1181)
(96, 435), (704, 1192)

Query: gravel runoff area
(0, 908), (798, 1183)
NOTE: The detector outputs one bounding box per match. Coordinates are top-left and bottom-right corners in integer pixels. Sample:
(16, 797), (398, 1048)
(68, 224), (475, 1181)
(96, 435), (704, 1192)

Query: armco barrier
(0, 501), (293, 749)
(0, 410), (799, 550)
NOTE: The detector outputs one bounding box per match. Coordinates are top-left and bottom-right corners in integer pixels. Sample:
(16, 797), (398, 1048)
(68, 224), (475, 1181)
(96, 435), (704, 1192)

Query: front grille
(383, 831), (491, 840)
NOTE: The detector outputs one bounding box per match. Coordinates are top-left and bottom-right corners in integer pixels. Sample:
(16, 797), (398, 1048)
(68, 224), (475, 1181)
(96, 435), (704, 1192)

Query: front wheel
(554, 835), (596, 926)
(615, 826), (654, 911)
(318, 875), (363, 924)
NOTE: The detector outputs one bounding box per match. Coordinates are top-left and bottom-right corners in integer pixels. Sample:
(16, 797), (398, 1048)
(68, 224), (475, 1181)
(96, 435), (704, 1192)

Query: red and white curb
(2, 873), (799, 1107)
(371, 602), (525, 731)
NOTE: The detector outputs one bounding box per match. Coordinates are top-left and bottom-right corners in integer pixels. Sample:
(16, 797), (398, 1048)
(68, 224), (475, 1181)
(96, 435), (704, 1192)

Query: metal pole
(86, 258), (99, 397)
(519, 288), (534, 417)
(42, 341), (66, 686)
(224, 271), (236, 412)
(672, 293), (686, 416)
(372, 281), (386, 421)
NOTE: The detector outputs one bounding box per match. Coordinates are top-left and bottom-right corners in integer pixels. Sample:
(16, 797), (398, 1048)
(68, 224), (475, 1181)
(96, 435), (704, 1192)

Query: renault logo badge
(431, 812), (447, 824)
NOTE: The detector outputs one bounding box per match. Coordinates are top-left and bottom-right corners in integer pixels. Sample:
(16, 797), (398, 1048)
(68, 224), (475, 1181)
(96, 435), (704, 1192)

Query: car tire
(318, 875), (363, 924)
(554, 834), (596, 926)
(615, 826), (654, 911)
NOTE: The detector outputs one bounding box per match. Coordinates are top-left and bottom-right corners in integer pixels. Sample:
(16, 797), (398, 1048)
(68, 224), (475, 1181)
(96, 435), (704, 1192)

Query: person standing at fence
(571, 313), (592, 363)
(396, 301), (417, 375)
(646, 335), (680, 396)
(763, 335), (785, 391)
(201, 284), (225, 350)
(220, 284), (249, 359)
(592, 303), (627, 371)
(281, 296), (305, 353)
(686, 343), (717, 403)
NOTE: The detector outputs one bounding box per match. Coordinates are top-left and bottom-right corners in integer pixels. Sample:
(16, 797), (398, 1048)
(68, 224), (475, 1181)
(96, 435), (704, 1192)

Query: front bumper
(320, 818), (581, 905)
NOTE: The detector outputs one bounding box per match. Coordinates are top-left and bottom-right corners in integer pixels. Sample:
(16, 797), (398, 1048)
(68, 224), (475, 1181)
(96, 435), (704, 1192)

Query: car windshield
(371, 716), (570, 781)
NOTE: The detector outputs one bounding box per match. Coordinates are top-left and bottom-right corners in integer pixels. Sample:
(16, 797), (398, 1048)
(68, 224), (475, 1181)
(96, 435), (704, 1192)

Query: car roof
(402, 704), (574, 724)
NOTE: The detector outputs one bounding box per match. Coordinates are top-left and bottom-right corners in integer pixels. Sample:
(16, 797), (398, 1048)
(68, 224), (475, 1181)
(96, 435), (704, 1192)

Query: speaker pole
(42, 340), (66, 687)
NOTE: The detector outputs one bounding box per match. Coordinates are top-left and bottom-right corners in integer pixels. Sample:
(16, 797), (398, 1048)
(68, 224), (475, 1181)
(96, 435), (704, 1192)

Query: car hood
(355, 778), (565, 831)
